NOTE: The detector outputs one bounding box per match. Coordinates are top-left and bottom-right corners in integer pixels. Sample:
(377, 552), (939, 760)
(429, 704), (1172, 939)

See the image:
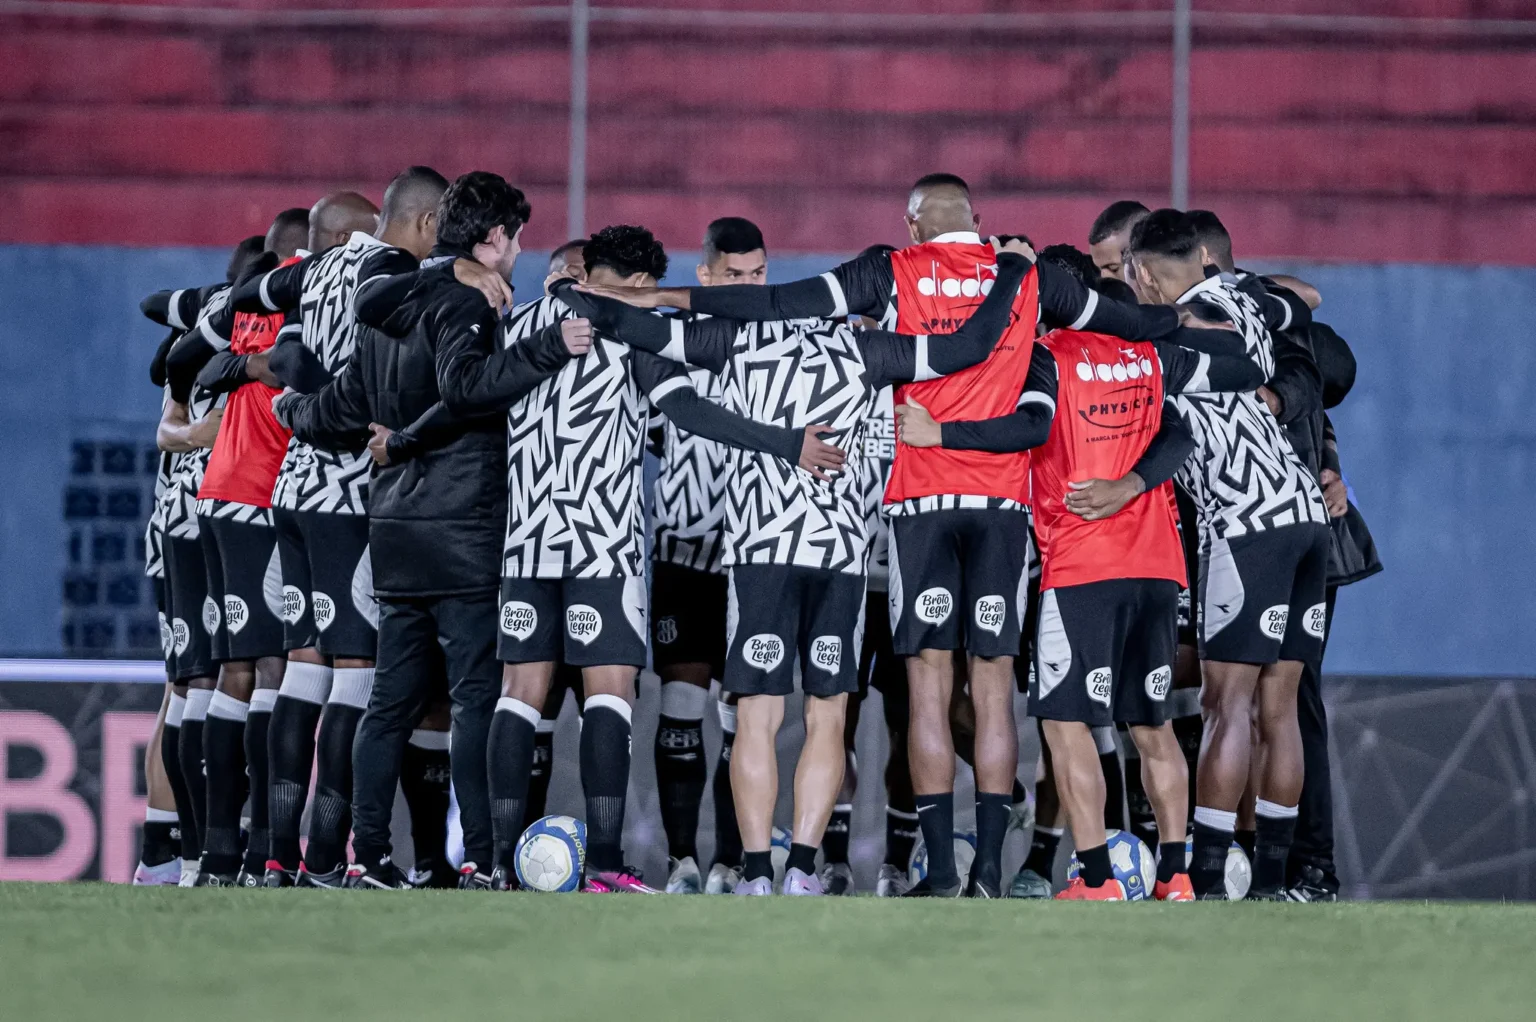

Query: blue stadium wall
(1, 246), (1531, 677)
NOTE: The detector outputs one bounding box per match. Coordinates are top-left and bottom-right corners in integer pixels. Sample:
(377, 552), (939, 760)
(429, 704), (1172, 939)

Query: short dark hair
(269, 207), (310, 238)
(226, 235), (266, 283)
(382, 165), (450, 219)
(1088, 200), (1150, 245)
(584, 224), (668, 280)
(1187, 208), (1234, 269)
(702, 217), (765, 262)
(550, 239), (587, 269)
(436, 171), (532, 251)
(1128, 208), (1201, 260)
(992, 232), (1035, 251)
(1038, 243), (1099, 288)
(911, 172), (970, 195)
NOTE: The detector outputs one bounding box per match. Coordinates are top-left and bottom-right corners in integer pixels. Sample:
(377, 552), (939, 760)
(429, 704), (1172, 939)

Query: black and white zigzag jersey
(1171, 276), (1326, 540)
(650, 361), (732, 574)
(144, 391), (175, 579)
(859, 386), (896, 590)
(266, 233), (407, 515)
(163, 288), (233, 542)
(501, 295), (693, 579)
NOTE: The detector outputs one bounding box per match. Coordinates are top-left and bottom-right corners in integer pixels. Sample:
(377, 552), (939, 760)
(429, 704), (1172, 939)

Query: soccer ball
(1182, 838), (1253, 900)
(514, 815), (586, 892)
(1068, 829), (1155, 901)
(908, 831), (978, 888)
(770, 826), (793, 882)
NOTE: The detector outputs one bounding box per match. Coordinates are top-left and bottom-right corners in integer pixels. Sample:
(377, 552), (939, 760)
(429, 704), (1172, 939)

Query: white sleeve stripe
(1017, 390), (1055, 414)
(258, 273), (277, 312)
(820, 271), (849, 319)
(1273, 294), (1293, 332)
(1186, 351), (1212, 393)
(1068, 287), (1099, 331)
(911, 335), (938, 381)
(276, 323), (301, 340)
(649, 375), (693, 402)
(663, 318), (687, 362)
(166, 289), (189, 329)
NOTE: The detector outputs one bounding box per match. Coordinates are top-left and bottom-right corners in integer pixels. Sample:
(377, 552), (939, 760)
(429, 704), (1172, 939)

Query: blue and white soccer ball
(514, 815), (586, 892)
(770, 825), (793, 883)
(1068, 829), (1155, 901)
(1181, 838), (1253, 900)
(908, 831), (978, 888)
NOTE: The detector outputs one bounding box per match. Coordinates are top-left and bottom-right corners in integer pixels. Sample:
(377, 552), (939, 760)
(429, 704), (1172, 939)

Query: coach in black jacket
(273, 172), (575, 887)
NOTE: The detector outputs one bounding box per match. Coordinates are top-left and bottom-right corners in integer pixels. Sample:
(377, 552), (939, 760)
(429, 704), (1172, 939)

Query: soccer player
(1087, 200), (1149, 281)
(650, 217), (767, 895)
(1128, 210), (1331, 899)
(544, 239), (588, 293)
(580, 174), (1218, 897)
(566, 235), (1034, 895)
(897, 248), (1266, 900)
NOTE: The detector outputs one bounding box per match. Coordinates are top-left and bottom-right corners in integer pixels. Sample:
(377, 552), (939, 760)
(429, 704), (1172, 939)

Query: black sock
(487, 702), (537, 872)
(304, 702), (363, 873)
(742, 849), (773, 883)
(142, 818), (180, 866)
(1157, 840), (1187, 882)
(201, 699), (249, 875)
(822, 804), (852, 865)
(786, 842), (817, 878)
(1024, 826), (1062, 878)
(401, 732), (452, 874)
(241, 696), (273, 873)
(1011, 778), (1028, 805)
(884, 807), (919, 869)
(1254, 809), (1298, 892)
(713, 727), (742, 867)
(581, 698), (631, 874)
(655, 714), (706, 862)
(161, 718), (198, 862)
(1235, 827), (1257, 862)
(914, 792), (957, 888)
(177, 703), (208, 856)
(1100, 750), (1126, 831)
(266, 692), (324, 871)
(523, 728), (554, 831)
(1078, 842), (1112, 888)
(972, 791), (1010, 891)
(1191, 819), (1235, 897)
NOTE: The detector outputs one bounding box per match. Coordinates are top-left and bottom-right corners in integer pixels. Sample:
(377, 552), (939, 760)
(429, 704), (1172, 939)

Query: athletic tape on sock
(1193, 806), (1239, 831)
(536, 717), (557, 734)
(1037, 826), (1065, 837)
(659, 680), (708, 720)
(166, 693), (186, 728)
(585, 693), (632, 724)
(1091, 725), (1117, 755)
(716, 699), (737, 733)
(409, 728), (452, 751)
(145, 807), (179, 823)
(249, 689), (279, 714)
(277, 662), (333, 705)
(1254, 799), (1300, 820)
(207, 691), (250, 722)
(495, 697), (541, 727)
(183, 688), (213, 722)
(328, 667), (375, 709)
(1168, 687), (1201, 719)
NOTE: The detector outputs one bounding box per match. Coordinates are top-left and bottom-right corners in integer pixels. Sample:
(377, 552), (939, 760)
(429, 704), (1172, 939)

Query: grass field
(3, 884), (1532, 1021)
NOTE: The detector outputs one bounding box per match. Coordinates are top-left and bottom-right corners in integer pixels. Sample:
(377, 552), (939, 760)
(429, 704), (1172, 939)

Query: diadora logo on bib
(500, 601), (537, 641)
(1303, 603), (1327, 639)
(280, 585), (306, 625)
(1086, 668), (1113, 707)
(915, 587), (953, 625)
(655, 616), (679, 645)
(1075, 349), (1154, 385)
(810, 636), (842, 674)
(566, 605), (603, 645)
(1259, 605), (1289, 640)
(914, 261), (998, 299)
(223, 595), (250, 635)
(974, 596), (1006, 637)
(201, 595), (221, 635)
(1144, 666), (1172, 701)
(743, 634), (785, 671)
(312, 591), (336, 632)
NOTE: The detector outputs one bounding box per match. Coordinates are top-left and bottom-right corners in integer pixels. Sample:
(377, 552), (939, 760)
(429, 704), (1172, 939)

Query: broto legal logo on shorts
(223, 595), (249, 635)
(810, 636), (842, 674)
(743, 633), (784, 671)
(500, 601), (537, 640)
(974, 595), (1006, 637)
(1260, 604), (1289, 640)
(312, 591), (335, 632)
(280, 585), (306, 625)
(1087, 667), (1113, 706)
(915, 587), (953, 625)
(566, 604), (603, 645)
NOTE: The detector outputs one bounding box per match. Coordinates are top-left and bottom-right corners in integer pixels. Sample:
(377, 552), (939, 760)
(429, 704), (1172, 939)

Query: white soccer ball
(908, 831), (978, 888)
(770, 826), (793, 882)
(1179, 838), (1253, 899)
(514, 815), (586, 892)
(1068, 828), (1155, 901)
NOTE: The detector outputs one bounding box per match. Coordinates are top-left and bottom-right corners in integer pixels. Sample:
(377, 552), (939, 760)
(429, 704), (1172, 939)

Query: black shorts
(650, 561), (727, 680)
(275, 509), (377, 659)
(163, 534), (216, 681)
(887, 508), (1030, 659)
(1200, 523), (1330, 666)
(1031, 578), (1179, 727)
(200, 514), (285, 661)
(497, 576), (649, 668)
(725, 564), (865, 698)
(154, 576), (173, 675)
(856, 587), (909, 727)
(1175, 484), (1200, 648)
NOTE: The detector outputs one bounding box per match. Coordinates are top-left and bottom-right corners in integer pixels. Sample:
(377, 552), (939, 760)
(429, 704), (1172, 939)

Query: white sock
(660, 680), (707, 720)
(1254, 799), (1299, 820)
(1193, 806), (1238, 832)
(183, 688), (213, 722)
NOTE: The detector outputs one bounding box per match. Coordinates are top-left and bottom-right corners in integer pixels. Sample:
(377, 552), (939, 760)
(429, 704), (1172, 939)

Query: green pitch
(4, 884), (1532, 1020)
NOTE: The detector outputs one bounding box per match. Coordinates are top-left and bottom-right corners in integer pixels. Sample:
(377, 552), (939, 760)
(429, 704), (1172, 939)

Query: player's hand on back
(367, 423), (395, 467)
(245, 350), (280, 388)
(1064, 474), (1146, 521)
(894, 397), (942, 448)
(1320, 468), (1349, 518)
(560, 318), (595, 357)
(186, 406), (223, 449)
(1176, 304), (1239, 332)
(799, 425), (846, 481)
(990, 235), (1036, 263)
(453, 258), (513, 314)
(574, 283), (678, 310)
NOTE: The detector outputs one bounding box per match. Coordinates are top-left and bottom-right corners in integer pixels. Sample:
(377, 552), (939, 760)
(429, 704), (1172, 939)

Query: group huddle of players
(129, 166), (1367, 901)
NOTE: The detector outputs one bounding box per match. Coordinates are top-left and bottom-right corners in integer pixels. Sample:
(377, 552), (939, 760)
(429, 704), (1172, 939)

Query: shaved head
(265, 208), (308, 261)
(905, 172), (978, 244)
(308, 191), (378, 254)
(377, 166), (450, 259)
